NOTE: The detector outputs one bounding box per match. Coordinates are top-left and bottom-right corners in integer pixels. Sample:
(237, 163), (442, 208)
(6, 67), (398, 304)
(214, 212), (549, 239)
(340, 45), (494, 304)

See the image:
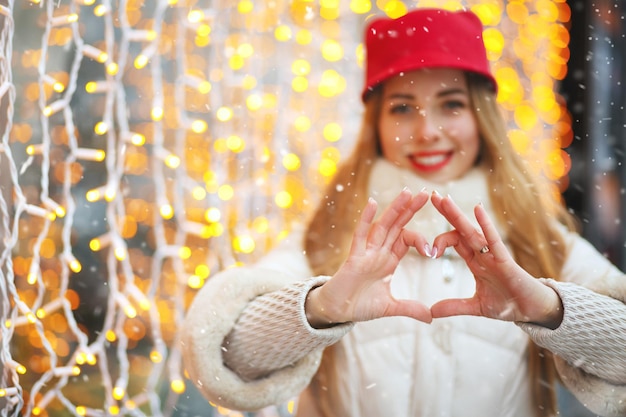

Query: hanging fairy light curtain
(0, 0), (571, 416)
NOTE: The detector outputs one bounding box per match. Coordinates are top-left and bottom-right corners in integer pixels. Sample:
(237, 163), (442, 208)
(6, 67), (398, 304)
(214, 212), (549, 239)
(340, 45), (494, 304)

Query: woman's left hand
(429, 192), (563, 329)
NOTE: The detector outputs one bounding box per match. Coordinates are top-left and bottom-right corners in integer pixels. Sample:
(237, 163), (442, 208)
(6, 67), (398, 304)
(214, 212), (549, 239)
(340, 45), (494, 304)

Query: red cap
(362, 8), (497, 101)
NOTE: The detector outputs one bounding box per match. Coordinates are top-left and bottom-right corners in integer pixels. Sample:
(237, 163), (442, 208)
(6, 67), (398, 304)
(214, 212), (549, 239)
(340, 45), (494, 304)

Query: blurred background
(0, 0), (623, 416)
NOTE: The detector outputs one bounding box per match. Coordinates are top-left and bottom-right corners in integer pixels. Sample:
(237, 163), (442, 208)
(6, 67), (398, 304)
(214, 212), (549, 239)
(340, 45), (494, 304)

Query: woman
(181, 8), (626, 417)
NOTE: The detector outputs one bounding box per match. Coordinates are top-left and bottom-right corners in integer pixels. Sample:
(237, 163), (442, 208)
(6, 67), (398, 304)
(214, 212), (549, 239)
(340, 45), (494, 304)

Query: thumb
(386, 299), (432, 323)
(430, 298), (479, 318)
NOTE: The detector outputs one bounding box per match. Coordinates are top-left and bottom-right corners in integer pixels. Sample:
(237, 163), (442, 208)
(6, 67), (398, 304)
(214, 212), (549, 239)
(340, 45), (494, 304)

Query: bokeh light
(2, 0), (573, 416)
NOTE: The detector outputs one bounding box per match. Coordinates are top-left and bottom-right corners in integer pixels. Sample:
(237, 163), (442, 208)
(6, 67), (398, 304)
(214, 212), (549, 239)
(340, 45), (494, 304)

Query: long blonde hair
(303, 73), (578, 416)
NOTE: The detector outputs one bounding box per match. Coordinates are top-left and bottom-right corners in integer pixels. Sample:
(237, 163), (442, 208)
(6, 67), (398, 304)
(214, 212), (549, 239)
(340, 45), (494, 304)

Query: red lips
(409, 150), (453, 172)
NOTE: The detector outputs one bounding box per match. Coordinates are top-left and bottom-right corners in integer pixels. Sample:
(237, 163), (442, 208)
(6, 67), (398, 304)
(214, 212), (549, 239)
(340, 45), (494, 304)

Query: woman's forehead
(383, 69), (468, 96)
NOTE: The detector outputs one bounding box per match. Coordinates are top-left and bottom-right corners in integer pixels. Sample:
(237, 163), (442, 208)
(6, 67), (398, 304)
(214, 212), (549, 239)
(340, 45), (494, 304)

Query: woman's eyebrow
(384, 88), (467, 101)
(384, 92), (414, 101)
(437, 87), (467, 97)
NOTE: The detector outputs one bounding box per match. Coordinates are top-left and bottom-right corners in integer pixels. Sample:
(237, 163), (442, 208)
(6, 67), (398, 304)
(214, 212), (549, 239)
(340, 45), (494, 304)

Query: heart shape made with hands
(309, 189), (563, 329)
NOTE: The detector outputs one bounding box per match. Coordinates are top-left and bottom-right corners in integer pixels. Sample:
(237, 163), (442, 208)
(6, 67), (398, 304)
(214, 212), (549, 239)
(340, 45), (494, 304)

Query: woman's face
(378, 68), (481, 184)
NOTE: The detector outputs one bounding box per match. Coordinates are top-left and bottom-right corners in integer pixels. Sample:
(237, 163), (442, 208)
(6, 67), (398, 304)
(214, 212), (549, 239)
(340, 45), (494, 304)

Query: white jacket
(181, 160), (626, 417)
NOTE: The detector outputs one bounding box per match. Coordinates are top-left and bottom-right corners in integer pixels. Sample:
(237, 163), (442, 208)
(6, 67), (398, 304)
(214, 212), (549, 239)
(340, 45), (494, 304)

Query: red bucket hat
(362, 8), (497, 101)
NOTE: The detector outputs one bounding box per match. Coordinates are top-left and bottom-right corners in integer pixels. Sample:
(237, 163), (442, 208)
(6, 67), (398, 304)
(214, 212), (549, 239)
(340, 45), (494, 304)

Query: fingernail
(432, 190), (441, 196)
(420, 186), (427, 193)
(431, 247), (438, 259)
(447, 194), (454, 202)
(424, 244), (432, 257)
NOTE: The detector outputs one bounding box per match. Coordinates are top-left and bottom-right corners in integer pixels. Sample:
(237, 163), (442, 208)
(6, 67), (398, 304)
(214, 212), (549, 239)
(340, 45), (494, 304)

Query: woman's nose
(413, 110), (440, 142)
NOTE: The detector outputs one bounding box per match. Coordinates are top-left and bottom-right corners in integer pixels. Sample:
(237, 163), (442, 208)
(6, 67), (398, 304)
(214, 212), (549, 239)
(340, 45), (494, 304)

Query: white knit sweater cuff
(270, 275), (355, 345)
(517, 278), (626, 384)
(223, 276), (353, 381)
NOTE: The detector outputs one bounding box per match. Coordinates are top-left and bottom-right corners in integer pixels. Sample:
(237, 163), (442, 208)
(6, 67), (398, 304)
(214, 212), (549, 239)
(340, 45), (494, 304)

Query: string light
(65, 253), (82, 273)
(42, 197), (66, 218)
(42, 99), (66, 117)
(116, 294), (137, 318)
(112, 385), (125, 401)
(154, 147), (181, 169)
(50, 13), (79, 26)
(150, 104), (164, 121)
(187, 9), (206, 23)
(170, 378), (185, 394)
(6, 360), (27, 375)
(0, 387), (19, 397)
(183, 74), (212, 93)
(159, 203), (174, 220)
(25, 144), (43, 156)
(41, 74), (65, 92)
(133, 44), (157, 69)
(74, 148), (106, 161)
(74, 350), (97, 366)
(89, 233), (112, 251)
(93, 4), (110, 17)
(94, 121), (109, 135)
(127, 285), (150, 311)
(3, 2), (574, 417)
(26, 266), (39, 285)
(85, 185), (116, 202)
(127, 29), (157, 42)
(81, 44), (108, 63)
(24, 204), (52, 219)
(85, 80), (110, 94)
(183, 220), (212, 239)
(52, 366), (81, 378)
(190, 119), (208, 133)
(35, 298), (67, 319)
(106, 62), (119, 75)
(122, 131), (146, 146)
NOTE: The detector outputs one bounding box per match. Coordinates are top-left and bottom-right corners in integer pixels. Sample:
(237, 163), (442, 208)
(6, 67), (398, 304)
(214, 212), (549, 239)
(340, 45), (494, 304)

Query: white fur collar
(368, 159), (503, 244)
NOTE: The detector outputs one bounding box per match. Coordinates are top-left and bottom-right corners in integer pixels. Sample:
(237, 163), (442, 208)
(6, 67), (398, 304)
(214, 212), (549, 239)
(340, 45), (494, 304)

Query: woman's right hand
(305, 189), (433, 328)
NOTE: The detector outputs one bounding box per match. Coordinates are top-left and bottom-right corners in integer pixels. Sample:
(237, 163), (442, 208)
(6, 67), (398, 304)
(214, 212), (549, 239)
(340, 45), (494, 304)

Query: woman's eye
(443, 100), (466, 111)
(390, 103), (413, 114)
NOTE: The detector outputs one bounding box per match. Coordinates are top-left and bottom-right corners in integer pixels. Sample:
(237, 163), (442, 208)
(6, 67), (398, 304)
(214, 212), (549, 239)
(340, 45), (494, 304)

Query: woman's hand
(429, 192), (563, 329)
(306, 189), (433, 328)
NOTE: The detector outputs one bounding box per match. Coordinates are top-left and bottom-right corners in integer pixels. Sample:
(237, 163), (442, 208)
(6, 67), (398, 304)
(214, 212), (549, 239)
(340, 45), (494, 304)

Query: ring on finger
(479, 245), (490, 254)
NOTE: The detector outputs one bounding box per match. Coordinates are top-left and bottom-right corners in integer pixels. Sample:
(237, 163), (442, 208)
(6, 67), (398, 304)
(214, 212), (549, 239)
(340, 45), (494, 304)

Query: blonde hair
(303, 73), (578, 417)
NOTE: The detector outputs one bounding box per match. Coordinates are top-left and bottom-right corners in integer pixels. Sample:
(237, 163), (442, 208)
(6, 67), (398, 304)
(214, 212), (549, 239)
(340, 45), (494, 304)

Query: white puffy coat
(182, 160), (626, 417)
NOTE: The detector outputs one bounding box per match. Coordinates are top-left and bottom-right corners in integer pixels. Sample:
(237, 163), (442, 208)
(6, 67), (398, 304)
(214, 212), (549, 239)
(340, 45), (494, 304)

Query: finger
(413, 188), (431, 208)
(474, 204), (508, 259)
(398, 229), (430, 257)
(351, 198), (378, 253)
(431, 229), (476, 261)
(430, 297), (481, 318)
(385, 299), (433, 323)
(383, 190), (430, 249)
(430, 189), (444, 209)
(437, 195), (487, 252)
(404, 189), (430, 220)
(368, 189), (412, 247)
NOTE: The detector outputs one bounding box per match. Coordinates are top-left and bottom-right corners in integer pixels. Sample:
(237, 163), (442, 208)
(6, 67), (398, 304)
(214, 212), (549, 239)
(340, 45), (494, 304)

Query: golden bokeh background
(1, 0), (572, 416)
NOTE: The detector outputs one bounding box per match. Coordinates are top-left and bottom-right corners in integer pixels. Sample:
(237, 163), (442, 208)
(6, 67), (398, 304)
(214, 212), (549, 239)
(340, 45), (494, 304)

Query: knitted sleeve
(223, 276), (353, 381)
(181, 267), (351, 411)
(517, 278), (626, 384)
